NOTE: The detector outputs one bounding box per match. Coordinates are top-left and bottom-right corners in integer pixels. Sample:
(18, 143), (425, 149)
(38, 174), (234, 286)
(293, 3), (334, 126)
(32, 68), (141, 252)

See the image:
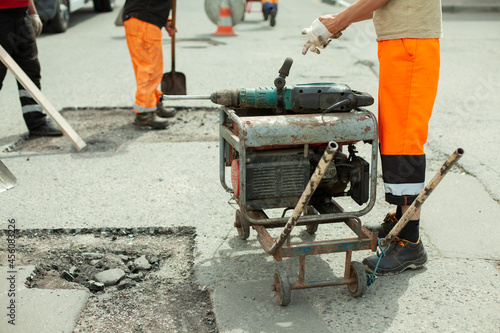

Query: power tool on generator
(209, 57), (374, 114)
(164, 57), (377, 210)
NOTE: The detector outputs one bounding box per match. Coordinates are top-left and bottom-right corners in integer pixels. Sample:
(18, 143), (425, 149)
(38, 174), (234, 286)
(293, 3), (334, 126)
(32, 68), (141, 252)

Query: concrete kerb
(0, 265), (89, 333)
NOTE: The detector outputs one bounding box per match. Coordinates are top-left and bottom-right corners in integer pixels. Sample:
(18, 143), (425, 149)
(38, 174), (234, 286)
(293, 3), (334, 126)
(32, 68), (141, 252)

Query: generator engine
(230, 144), (369, 211)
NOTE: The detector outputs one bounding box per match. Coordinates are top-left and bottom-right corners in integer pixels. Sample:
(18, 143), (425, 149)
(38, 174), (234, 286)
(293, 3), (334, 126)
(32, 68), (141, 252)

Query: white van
(35, 0), (116, 33)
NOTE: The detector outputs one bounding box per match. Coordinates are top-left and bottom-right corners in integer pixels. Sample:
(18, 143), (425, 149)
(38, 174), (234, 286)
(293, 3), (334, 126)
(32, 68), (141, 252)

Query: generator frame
(219, 106), (380, 305)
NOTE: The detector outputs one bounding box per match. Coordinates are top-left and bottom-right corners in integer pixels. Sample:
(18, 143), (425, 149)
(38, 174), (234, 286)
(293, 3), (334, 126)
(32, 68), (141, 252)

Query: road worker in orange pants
(303, 0), (442, 275)
(122, 0), (177, 129)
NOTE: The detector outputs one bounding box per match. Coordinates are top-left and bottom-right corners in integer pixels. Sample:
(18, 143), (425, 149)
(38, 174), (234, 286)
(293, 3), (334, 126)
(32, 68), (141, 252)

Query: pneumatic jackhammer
(163, 57), (374, 115)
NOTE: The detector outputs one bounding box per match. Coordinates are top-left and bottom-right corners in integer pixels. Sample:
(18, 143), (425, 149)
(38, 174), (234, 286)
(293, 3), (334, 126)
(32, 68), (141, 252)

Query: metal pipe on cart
(381, 148), (465, 247)
(163, 95), (211, 100)
(269, 141), (339, 255)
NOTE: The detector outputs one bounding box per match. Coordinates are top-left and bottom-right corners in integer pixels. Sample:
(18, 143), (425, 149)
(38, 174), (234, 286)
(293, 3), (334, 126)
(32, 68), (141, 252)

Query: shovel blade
(0, 160), (18, 193)
(161, 72), (186, 95)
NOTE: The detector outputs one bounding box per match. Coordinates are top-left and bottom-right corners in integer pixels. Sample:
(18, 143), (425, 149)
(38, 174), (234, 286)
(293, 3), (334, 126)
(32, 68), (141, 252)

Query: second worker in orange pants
(123, 0), (177, 129)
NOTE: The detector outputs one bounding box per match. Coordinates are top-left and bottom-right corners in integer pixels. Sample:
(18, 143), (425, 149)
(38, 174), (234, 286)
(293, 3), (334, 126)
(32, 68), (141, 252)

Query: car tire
(50, 0), (69, 33)
(94, 0), (115, 12)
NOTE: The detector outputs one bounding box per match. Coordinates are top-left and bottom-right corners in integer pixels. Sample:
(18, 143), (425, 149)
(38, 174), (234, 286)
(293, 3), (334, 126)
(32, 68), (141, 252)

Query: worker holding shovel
(123, 0), (178, 129)
(302, 0), (442, 276)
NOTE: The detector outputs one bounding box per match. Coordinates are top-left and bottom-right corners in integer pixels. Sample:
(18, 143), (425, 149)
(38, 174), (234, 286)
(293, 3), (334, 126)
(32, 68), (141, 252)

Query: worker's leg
(262, 2), (278, 25)
(124, 18), (164, 112)
(270, 4), (277, 27)
(363, 38), (440, 275)
(267, 3), (278, 27)
(262, 1), (270, 20)
(124, 18), (167, 129)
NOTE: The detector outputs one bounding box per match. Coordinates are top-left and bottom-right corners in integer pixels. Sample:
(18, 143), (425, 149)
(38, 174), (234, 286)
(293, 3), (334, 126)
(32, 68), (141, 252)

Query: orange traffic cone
(213, 0), (237, 36)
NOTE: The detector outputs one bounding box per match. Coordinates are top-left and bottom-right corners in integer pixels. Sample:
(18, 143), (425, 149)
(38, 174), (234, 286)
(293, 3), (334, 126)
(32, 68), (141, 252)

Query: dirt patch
(0, 228), (217, 332)
(8, 107), (220, 154)
(1, 107), (221, 331)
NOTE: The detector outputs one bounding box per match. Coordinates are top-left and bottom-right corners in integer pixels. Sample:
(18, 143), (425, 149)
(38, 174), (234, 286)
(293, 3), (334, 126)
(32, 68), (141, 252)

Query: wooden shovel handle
(171, 0), (176, 72)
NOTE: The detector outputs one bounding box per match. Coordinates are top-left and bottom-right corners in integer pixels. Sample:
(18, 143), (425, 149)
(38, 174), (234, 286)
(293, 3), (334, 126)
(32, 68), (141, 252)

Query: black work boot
(270, 9), (277, 27)
(156, 102), (176, 118)
(365, 212), (398, 238)
(362, 237), (427, 276)
(29, 119), (63, 137)
(134, 112), (168, 129)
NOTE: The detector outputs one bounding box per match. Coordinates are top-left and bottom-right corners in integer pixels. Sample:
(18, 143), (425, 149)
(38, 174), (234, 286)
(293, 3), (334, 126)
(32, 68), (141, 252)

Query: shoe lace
(381, 213), (398, 232)
(386, 237), (406, 255)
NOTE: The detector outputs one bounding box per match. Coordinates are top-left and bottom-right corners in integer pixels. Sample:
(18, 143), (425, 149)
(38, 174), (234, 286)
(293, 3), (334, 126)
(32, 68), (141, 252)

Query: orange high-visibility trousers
(378, 38), (440, 206)
(124, 17), (164, 113)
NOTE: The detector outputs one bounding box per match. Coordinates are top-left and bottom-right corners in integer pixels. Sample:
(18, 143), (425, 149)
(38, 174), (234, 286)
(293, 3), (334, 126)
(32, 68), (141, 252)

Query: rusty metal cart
(219, 102), (380, 306)
(161, 58), (464, 306)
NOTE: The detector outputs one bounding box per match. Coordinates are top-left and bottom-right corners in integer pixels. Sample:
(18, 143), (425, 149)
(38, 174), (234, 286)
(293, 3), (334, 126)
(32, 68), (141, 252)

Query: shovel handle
(171, 0), (177, 27)
(171, 0), (177, 72)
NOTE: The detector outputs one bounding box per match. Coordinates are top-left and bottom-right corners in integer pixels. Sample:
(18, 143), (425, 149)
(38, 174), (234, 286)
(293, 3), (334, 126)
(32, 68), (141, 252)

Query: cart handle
(269, 141), (338, 255)
(381, 148), (464, 247)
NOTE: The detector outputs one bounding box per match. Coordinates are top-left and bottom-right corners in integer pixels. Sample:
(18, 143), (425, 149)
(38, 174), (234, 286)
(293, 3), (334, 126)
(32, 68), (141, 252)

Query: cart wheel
(347, 261), (367, 297)
(273, 269), (291, 306)
(234, 209), (250, 240)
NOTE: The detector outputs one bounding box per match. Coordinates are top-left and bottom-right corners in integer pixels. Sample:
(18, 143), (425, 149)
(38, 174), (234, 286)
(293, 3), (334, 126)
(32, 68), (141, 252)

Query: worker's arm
(319, 0), (390, 35)
(28, 0), (38, 15)
(28, 0), (43, 37)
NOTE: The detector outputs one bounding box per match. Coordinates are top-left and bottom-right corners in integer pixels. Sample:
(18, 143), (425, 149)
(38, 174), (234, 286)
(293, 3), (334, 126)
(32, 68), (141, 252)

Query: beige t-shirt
(373, 0), (443, 41)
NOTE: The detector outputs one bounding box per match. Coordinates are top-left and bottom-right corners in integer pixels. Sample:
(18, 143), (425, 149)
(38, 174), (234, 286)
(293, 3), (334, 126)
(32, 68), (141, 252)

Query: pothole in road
(0, 227), (217, 332)
(5, 107), (220, 154)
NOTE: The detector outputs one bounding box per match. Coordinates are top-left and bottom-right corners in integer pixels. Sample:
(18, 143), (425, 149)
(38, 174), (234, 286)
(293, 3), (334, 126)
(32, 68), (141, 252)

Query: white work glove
(30, 14), (43, 37)
(301, 19), (342, 55)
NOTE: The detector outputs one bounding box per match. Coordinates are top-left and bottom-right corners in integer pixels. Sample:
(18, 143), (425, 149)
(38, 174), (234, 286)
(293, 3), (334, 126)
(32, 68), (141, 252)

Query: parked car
(35, 0), (115, 33)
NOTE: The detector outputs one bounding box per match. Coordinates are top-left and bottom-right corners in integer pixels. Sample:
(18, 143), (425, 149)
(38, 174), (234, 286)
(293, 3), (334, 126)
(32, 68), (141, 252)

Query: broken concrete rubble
(133, 255), (152, 271)
(94, 268), (126, 286)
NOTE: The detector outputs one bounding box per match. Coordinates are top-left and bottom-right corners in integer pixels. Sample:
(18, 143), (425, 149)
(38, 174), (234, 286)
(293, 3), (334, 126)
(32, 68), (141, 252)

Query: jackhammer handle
(275, 58), (293, 89)
(279, 57), (293, 77)
(353, 90), (374, 107)
(269, 141), (338, 255)
(381, 148), (465, 247)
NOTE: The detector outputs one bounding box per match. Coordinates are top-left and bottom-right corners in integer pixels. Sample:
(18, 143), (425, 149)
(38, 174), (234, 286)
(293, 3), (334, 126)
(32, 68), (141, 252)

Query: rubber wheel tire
(94, 0), (114, 12)
(273, 269), (291, 306)
(347, 261), (367, 297)
(234, 209), (250, 240)
(50, 0), (69, 33)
